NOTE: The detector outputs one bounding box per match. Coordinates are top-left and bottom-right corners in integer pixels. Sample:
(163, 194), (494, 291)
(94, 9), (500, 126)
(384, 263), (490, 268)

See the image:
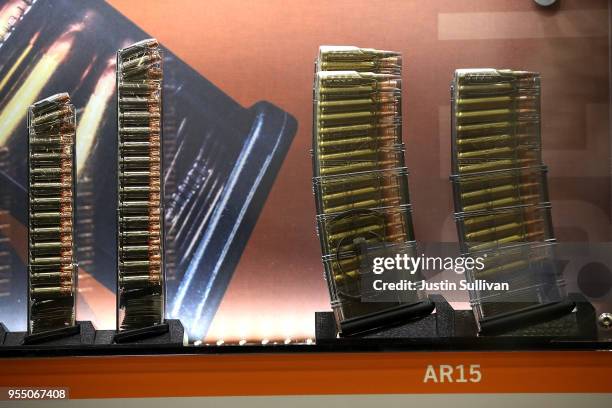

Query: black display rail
(0, 295), (607, 358)
(0, 319), (186, 352)
(315, 293), (599, 346)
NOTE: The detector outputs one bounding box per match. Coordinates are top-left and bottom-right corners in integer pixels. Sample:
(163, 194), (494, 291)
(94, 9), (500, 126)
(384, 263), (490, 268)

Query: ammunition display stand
(3, 321), (95, 346)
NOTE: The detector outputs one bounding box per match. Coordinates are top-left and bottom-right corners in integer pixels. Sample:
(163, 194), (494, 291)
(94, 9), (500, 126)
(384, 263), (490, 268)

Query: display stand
(315, 293), (597, 346)
(101, 319), (186, 345)
(316, 294), (454, 343)
(480, 293), (598, 338)
(0, 320), (186, 348)
(2, 321), (95, 346)
(0, 323), (7, 345)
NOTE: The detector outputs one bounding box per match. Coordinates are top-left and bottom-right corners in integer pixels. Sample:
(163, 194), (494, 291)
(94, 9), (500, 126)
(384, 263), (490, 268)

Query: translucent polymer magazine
(27, 93), (79, 341)
(312, 46), (432, 336)
(450, 68), (573, 334)
(116, 39), (166, 334)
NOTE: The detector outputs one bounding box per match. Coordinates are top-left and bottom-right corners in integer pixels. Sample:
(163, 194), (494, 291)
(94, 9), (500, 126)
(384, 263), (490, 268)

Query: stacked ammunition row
(450, 69), (565, 328)
(116, 39), (165, 332)
(312, 46), (422, 333)
(27, 93), (77, 334)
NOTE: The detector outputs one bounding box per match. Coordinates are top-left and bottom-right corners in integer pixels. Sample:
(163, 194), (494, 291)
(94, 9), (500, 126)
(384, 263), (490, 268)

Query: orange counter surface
(1, 350), (612, 398)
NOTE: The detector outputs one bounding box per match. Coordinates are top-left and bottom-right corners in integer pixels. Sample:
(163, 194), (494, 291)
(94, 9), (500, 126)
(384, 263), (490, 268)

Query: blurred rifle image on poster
(0, 0), (297, 340)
